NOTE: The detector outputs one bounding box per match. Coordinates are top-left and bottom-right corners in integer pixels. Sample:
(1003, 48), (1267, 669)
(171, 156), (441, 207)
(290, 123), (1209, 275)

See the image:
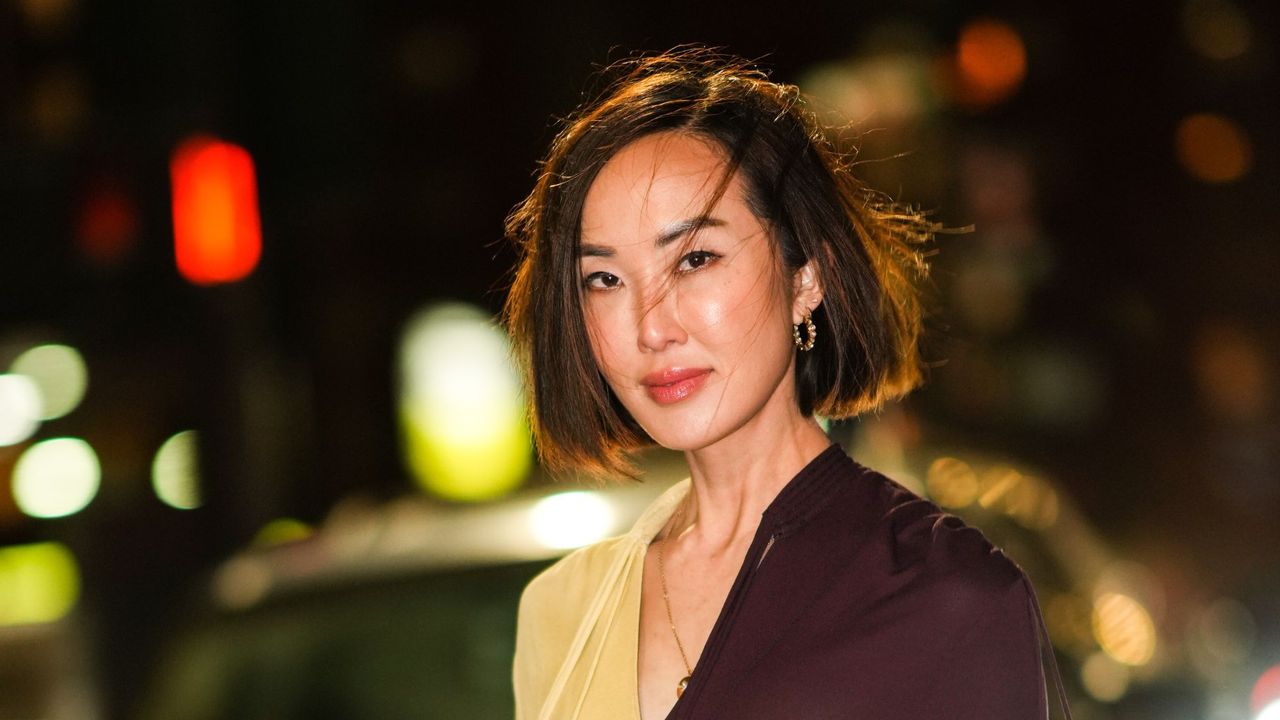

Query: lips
(642, 368), (711, 405)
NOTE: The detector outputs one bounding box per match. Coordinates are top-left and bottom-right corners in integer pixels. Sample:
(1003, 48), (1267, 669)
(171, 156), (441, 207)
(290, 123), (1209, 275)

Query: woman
(504, 48), (1070, 720)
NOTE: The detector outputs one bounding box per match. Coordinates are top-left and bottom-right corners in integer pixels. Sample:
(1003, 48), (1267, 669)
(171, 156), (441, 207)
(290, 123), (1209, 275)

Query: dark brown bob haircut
(504, 47), (935, 478)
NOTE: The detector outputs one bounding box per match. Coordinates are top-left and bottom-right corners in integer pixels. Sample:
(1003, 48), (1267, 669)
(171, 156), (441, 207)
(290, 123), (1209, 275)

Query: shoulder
(519, 476), (686, 622)
(517, 533), (633, 627)
(513, 533), (637, 715)
(846, 463), (1029, 610)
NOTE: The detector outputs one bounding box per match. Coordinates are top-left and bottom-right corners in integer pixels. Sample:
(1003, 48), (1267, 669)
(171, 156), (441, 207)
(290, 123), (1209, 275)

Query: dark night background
(1, 1), (1277, 718)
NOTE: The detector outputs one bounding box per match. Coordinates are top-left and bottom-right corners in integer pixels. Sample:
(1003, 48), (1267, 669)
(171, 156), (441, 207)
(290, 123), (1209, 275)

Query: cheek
(682, 268), (787, 346)
(583, 304), (626, 378)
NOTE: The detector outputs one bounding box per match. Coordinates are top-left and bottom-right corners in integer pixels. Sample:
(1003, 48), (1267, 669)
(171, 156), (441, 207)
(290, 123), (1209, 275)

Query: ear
(791, 260), (823, 324)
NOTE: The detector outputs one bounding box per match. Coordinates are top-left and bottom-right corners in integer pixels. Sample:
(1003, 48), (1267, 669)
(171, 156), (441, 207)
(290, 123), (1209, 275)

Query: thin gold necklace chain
(656, 535), (694, 677)
(656, 501), (694, 695)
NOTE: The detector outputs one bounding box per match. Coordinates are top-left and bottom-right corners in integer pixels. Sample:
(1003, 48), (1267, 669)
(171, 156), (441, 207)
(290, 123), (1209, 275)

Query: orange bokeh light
(1175, 113), (1252, 184)
(170, 136), (262, 285)
(955, 19), (1027, 107)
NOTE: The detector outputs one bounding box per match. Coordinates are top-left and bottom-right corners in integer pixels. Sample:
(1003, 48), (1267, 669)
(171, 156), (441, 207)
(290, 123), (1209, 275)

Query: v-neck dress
(512, 445), (1070, 720)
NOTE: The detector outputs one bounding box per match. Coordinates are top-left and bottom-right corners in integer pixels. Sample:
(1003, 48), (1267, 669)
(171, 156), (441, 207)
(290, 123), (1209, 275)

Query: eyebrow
(579, 216), (726, 258)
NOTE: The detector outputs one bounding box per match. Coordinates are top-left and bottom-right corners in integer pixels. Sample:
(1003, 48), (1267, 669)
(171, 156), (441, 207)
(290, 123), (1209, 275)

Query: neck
(672, 400), (831, 553)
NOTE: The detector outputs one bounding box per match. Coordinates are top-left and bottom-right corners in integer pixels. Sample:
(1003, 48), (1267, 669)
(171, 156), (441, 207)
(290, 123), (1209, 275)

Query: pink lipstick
(642, 368), (711, 405)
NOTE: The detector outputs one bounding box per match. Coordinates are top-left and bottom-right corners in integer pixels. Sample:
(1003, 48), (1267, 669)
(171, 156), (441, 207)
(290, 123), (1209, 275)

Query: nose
(635, 286), (686, 353)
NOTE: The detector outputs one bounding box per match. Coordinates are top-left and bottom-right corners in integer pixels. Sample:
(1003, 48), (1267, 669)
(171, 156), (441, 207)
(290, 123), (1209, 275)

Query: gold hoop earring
(793, 313), (817, 352)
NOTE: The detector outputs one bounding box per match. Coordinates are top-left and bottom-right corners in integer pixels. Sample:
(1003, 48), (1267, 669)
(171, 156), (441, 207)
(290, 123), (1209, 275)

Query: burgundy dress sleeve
(894, 517), (1049, 718)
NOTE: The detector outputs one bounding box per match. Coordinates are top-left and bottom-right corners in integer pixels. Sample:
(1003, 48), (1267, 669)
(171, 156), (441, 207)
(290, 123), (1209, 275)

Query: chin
(647, 435), (709, 454)
(636, 417), (727, 454)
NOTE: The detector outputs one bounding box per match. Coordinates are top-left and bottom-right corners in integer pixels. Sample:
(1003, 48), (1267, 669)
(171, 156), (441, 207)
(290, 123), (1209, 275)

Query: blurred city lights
(213, 556), (272, 610)
(1193, 322), (1271, 422)
(1254, 665), (1280, 715)
(925, 457), (979, 508)
(1095, 560), (1166, 625)
(1045, 594), (1097, 656)
(397, 303), (532, 502)
(925, 456), (1060, 528)
(9, 343), (88, 420)
(0, 373), (43, 446)
(76, 180), (139, 266)
(0, 541), (80, 626)
(151, 430), (201, 510)
(28, 64), (86, 144)
(169, 135), (263, 285)
(978, 464), (1024, 509)
(18, 0), (78, 39)
(253, 518), (313, 547)
(800, 54), (934, 126)
(1175, 113), (1253, 184)
(1182, 0), (1252, 61)
(1092, 592), (1157, 666)
(1013, 345), (1105, 432)
(952, 251), (1028, 336)
(1260, 701), (1280, 720)
(954, 18), (1027, 107)
(12, 437), (100, 519)
(1080, 650), (1130, 702)
(972, 463), (1060, 529)
(1189, 597), (1257, 679)
(529, 492), (616, 550)
(1009, 476), (1059, 530)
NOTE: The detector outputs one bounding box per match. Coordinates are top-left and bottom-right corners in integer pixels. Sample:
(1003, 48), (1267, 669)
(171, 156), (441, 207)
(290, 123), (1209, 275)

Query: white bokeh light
(152, 430), (201, 509)
(0, 373), (43, 446)
(13, 437), (101, 518)
(9, 343), (88, 420)
(529, 492), (616, 550)
(1258, 699), (1280, 720)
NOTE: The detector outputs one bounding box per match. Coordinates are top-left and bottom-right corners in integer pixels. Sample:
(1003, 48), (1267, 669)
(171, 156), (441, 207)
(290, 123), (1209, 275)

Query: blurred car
(136, 453), (687, 720)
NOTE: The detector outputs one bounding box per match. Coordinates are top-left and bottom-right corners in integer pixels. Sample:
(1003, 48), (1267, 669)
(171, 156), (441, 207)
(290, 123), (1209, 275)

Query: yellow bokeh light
(978, 464), (1024, 509)
(398, 303), (532, 502)
(152, 430), (201, 510)
(925, 457), (979, 508)
(1080, 650), (1130, 702)
(529, 492), (616, 550)
(969, 464), (1060, 528)
(10, 343), (88, 420)
(1175, 113), (1252, 184)
(1092, 592), (1157, 666)
(12, 437), (101, 518)
(1046, 594), (1095, 652)
(253, 518), (313, 547)
(0, 541), (80, 626)
(0, 373), (43, 446)
(1182, 0), (1252, 61)
(1005, 473), (1059, 530)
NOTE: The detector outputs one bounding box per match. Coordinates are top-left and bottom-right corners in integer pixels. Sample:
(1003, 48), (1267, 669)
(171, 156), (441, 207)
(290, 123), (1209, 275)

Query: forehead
(580, 132), (744, 241)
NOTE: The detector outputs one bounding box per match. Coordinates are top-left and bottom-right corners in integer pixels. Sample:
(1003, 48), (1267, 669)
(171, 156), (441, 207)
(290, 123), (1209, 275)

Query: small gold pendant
(676, 676), (690, 698)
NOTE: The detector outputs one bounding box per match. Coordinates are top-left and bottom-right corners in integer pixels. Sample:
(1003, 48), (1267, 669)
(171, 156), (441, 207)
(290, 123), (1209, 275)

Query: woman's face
(578, 132), (820, 452)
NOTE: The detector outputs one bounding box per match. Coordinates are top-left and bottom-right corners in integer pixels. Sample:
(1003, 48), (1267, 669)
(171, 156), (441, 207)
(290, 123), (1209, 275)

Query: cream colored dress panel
(513, 480), (692, 720)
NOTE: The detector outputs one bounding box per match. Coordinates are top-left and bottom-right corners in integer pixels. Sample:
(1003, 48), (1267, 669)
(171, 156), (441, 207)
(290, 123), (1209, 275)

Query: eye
(583, 271), (621, 290)
(677, 250), (721, 273)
